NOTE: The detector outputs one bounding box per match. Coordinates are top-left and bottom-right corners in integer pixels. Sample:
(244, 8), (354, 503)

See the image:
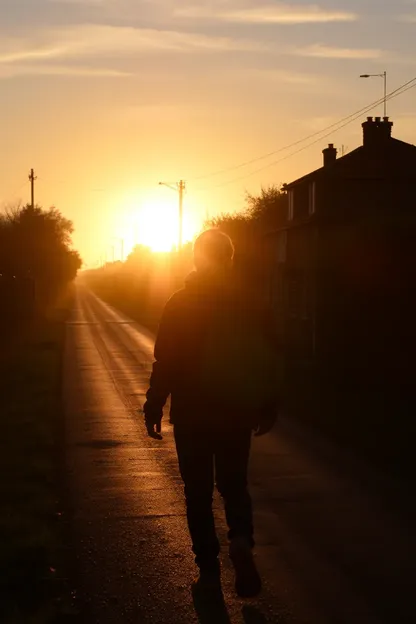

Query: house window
(309, 182), (316, 215)
(288, 190), (294, 220)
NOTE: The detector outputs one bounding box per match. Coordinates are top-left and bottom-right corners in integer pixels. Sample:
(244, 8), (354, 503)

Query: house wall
(315, 218), (414, 392)
(320, 175), (416, 223)
(267, 226), (317, 356)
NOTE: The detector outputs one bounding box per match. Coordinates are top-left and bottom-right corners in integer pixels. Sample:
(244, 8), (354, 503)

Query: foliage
(0, 204), (82, 321)
(208, 186), (287, 284)
(84, 186), (287, 327)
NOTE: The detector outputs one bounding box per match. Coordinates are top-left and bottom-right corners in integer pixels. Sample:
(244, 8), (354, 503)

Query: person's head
(193, 229), (234, 274)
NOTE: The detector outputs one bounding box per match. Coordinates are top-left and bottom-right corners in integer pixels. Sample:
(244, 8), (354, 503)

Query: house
(266, 117), (416, 388)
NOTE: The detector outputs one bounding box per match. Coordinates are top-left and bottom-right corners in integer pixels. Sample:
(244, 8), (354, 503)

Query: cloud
(398, 14), (416, 22)
(175, 3), (358, 24)
(0, 64), (130, 79)
(295, 44), (383, 59)
(256, 68), (320, 85)
(47, 0), (106, 4)
(0, 47), (66, 64)
(0, 24), (269, 68)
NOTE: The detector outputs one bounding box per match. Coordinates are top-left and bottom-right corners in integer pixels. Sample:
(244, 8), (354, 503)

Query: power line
(1, 180), (27, 206)
(196, 78), (416, 191)
(191, 76), (416, 184)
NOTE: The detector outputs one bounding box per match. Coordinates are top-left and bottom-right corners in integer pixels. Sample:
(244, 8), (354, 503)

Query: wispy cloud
(0, 64), (130, 79)
(0, 24), (269, 68)
(47, 0), (106, 4)
(398, 13), (416, 22)
(295, 44), (383, 60)
(0, 46), (66, 64)
(256, 68), (320, 85)
(175, 3), (358, 24)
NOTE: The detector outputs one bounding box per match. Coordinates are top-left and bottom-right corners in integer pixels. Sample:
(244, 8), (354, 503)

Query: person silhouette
(143, 229), (279, 597)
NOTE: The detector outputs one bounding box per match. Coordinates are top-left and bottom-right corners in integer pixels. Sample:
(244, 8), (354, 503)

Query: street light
(360, 71), (387, 117)
(159, 180), (186, 249)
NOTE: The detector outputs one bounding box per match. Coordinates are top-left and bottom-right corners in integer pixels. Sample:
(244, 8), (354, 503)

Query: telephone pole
(28, 168), (37, 209)
(178, 179), (185, 249)
(159, 180), (186, 249)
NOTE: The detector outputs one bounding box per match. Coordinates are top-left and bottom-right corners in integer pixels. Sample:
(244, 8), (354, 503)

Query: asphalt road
(64, 286), (416, 624)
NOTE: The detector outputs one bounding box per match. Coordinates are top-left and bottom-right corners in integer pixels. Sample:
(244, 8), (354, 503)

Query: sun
(113, 190), (202, 257)
(136, 198), (198, 252)
(138, 201), (176, 251)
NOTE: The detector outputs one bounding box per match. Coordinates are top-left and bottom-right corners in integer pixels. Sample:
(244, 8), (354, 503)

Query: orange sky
(1, 1), (415, 265)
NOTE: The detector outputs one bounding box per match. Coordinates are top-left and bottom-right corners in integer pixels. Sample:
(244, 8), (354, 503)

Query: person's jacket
(143, 268), (279, 428)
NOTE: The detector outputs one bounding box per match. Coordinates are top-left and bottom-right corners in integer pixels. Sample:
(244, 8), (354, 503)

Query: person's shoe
(229, 537), (262, 599)
(192, 562), (222, 595)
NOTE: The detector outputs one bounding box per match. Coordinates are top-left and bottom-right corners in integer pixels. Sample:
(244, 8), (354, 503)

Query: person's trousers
(174, 424), (254, 570)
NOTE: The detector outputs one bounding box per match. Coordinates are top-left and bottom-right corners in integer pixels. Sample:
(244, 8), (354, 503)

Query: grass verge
(0, 286), (78, 623)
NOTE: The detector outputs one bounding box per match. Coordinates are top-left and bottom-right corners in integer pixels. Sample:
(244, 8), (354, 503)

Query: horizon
(1, 0), (415, 264)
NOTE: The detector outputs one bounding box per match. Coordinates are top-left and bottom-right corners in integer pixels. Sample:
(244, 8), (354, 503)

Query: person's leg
(215, 427), (261, 598)
(174, 426), (220, 573)
(215, 427), (254, 546)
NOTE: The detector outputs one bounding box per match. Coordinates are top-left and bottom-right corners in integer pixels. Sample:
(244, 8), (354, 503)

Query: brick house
(266, 117), (415, 391)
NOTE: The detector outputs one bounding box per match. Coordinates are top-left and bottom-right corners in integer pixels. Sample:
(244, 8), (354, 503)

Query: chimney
(362, 116), (393, 147)
(323, 143), (337, 167)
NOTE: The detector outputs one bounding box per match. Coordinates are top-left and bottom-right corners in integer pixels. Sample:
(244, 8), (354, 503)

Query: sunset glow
(117, 192), (201, 255)
(139, 204), (199, 251)
(0, 1), (414, 265)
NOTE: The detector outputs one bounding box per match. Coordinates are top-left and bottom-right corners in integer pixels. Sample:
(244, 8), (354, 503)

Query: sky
(0, 0), (415, 264)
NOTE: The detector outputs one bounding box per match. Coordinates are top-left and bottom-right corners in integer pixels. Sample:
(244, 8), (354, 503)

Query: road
(64, 286), (416, 624)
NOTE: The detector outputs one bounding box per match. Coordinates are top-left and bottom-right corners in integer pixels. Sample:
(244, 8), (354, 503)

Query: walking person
(143, 229), (279, 597)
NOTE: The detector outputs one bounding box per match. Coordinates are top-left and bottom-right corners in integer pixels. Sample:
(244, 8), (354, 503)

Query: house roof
(285, 136), (416, 190)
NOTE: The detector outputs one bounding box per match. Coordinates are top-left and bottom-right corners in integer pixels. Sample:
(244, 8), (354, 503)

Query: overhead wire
(1, 180), (28, 207)
(194, 77), (416, 191)
(190, 76), (416, 187)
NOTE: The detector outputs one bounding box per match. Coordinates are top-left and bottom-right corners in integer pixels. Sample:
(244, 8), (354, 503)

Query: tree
(207, 186), (288, 286)
(0, 203), (82, 312)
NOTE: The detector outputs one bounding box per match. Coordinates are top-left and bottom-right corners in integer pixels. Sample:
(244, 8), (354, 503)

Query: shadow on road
(192, 588), (270, 624)
(192, 587), (232, 623)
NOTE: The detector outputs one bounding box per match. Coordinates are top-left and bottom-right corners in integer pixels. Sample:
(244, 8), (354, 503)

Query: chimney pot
(362, 116), (393, 147)
(323, 143), (337, 167)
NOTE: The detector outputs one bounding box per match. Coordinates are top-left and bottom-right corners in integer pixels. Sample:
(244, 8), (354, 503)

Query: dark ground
(63, 286), (416, 624)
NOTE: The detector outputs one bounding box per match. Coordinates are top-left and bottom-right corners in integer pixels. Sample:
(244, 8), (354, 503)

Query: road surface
(64, 286), (416, 624)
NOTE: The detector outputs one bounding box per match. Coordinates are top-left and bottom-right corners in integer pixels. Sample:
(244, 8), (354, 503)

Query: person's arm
(143, 296), (179, 438)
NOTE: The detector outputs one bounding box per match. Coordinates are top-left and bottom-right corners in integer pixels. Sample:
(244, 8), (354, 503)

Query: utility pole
(159, 180), (186, 249)
(178, 180), (185, 249)
(28, 168), (37, 209)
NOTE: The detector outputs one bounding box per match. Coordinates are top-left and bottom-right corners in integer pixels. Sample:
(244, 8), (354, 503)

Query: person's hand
(253, 418), (275, 437)
(253, 404), (279, 437)
(146, 419), (163, 440)
(142, 403), (163, 440)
